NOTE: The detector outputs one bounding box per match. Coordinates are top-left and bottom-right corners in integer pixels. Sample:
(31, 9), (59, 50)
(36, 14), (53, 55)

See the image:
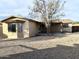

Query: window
(63, 24), (68, 28)
(8, 23), (16, 32)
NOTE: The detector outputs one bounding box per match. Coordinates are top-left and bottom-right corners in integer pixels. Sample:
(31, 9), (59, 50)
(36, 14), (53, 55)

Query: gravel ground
(0, 33), (79, 59)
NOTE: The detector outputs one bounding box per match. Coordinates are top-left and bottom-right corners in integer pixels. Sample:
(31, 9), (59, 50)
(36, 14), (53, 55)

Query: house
(43, 19), (73, 33)
(61, 19), (73, 32)
(0, 16), (73, 39)
(34, 19), (73, 34)
(1, 16), (40, 39)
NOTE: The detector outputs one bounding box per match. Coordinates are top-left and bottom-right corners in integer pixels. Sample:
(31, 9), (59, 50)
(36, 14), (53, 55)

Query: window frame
(63, 23), (69, 28)
(8, 23), (16, 32)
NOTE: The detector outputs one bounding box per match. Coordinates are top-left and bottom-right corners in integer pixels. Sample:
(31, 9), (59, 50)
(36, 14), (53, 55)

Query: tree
(29, 0), (65, 34)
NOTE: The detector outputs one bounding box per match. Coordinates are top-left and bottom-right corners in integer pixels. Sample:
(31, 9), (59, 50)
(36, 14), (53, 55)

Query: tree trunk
(45, 23), (51, 35)
(44, 18), (51, 35)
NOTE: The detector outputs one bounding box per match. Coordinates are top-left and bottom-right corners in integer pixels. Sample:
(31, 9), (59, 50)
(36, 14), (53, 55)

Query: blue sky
(64, 0), (79, 21)
(0, 0), (33, 20)
(0, 0), (79, 21)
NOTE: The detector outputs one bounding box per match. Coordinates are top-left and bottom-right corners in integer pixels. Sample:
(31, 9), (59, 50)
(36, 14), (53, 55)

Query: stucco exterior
(1, 16), (40, 39)
(23, 21), (29, 38)
(29, 21), (39, 37)
(1, 16), (73, 39)
(2, 23), (17, 39)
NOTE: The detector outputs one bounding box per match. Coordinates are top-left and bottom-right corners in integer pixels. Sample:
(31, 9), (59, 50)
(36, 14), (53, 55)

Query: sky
(0, 0), (79, 21)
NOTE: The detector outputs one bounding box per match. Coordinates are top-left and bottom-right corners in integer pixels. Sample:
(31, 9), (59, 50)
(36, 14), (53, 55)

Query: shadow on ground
(26, 33), (69, 41)
(0, 44), (79, 59)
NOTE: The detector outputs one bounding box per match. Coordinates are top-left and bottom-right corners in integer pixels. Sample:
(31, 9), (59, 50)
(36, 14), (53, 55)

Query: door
(17, 23), (24, 39)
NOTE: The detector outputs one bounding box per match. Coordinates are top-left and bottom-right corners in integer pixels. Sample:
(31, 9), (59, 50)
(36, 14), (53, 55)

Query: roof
(1, 16), (73, 24)
(1, 16), (40, 23)
(61, 19), (73, 23)
(51, 19), (73, 23)
(72, 24), (79, 26)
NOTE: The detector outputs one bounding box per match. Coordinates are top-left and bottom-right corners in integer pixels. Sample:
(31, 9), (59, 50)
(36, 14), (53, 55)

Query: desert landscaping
(0, 33), (79, 59)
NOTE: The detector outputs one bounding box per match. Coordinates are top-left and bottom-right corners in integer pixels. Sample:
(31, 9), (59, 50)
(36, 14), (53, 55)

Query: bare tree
(29, 0), (65, 33)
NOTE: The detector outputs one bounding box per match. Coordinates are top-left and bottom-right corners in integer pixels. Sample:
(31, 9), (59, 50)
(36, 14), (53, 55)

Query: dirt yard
(0, 33), (79, 59)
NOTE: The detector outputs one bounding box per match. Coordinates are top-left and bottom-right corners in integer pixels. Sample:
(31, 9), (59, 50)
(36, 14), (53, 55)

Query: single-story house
(61, 19), (73, 33)
(1, 16), (40, 39)
(0, 16), (73, 39)
(40, 19), (73, 33)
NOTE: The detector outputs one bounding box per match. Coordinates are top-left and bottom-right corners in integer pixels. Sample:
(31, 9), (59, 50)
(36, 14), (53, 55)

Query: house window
(63, 24), (69, 28)
(8, 23), (16, 32)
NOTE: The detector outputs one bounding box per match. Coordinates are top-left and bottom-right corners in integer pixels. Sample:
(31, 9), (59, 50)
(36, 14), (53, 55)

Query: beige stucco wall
(2, 23), (17, 39)
(29, 21), (39, 37)
(2, 21), (39, 39)
(2, 17), (40, 39)
(23, 20), (29, 38)
(2, 22), (30, 39)
(2, 18), (29, 39)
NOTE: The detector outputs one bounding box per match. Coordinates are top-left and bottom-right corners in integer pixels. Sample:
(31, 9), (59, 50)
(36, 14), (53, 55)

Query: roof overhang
(1, 16), (40, 23)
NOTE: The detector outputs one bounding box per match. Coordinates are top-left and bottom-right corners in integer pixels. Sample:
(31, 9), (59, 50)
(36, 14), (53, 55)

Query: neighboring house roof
(72, 24), (79, 26)
(51, 19), (73, 23)
(1, 16), (40, 23)
(61, 19), (73, 23)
